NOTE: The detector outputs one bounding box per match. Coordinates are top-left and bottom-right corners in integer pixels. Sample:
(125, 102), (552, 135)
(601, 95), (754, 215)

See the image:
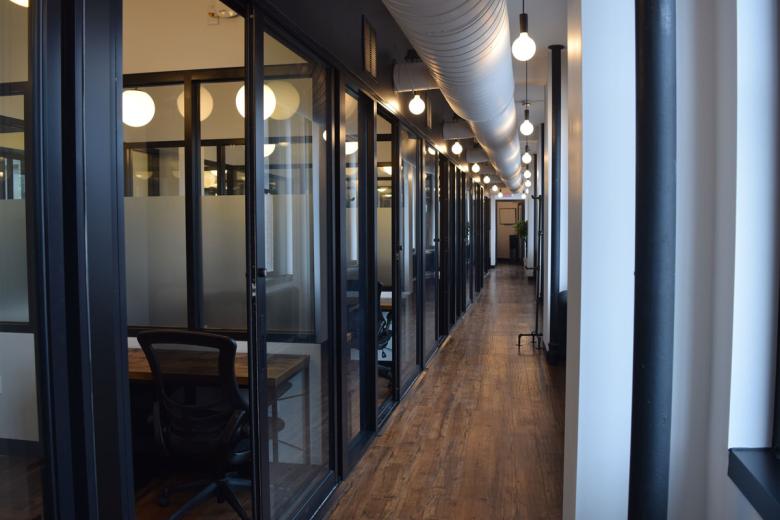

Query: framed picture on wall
(498, 207), (517, 225)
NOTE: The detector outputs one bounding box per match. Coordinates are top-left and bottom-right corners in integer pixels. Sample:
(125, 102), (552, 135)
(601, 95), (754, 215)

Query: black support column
(546, 45), (564, 364)
(629, 1), (676, 517)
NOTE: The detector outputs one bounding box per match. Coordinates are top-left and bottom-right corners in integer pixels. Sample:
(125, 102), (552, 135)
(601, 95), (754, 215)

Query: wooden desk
(127, 348), (310, 463)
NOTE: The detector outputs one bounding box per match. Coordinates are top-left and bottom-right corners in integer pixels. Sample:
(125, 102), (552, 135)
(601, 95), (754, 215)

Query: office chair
(137, 330), (251, 520)
(377, 283), (393, 380)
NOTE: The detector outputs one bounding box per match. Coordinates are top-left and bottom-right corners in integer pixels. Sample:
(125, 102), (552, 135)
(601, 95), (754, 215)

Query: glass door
(375, 111), (396, 419)
(398, 127), (419, 392)
(422, 145), (438, 364)
(250, 29), (336, 519)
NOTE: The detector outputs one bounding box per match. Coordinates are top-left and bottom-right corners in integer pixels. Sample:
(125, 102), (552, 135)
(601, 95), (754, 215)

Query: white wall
(562, 1), (636, 518)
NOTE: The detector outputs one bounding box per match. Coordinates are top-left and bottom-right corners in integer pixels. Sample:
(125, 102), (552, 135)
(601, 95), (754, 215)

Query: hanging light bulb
(498, 192), (505, 198)
(482, 175), (491, 185)
(408, 93), (426, 115)
(523, 169), (532, 179)
(345, 141), (359, 155)
(524, 179), (532, 188)
(451, 141), (463, 155)
(236, 84), (277, 119)
(520, 107), (534, 136)
(522, 147), (533, 164)
(427, 146), (436, 155)
(511, 11), (537, 62)
(520, 193), (527, 200)
(491, 184), (499, 193)
(524, 187), (530, 194)
(471, 163), (481, 173)
(122, 90), (156, 127)
(264, 143), (276, 157)
(472, 175), (481, 183)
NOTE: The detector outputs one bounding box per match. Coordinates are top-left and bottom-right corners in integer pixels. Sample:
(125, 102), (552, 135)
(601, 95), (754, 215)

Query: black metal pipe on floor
(546, 45), (564, 365)
(629, 0), (677, 517)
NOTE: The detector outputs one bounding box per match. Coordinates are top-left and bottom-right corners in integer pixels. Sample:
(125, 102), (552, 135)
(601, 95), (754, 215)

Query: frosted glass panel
(124, 196), (188, 326)
(202, 195), (246, 329)
(0, 200), (28, 322)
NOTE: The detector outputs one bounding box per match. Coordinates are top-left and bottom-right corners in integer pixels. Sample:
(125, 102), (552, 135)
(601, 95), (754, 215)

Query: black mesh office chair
(377, 283), (393, 380)
(137, 330), (251, 520)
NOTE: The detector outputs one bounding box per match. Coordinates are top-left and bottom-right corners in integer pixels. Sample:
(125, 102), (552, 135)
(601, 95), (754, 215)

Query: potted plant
(514, 220), (528, 264)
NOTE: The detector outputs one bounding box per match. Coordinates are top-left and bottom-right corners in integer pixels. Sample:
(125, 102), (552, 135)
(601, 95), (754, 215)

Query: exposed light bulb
(511, 14), (536, 62)
(321, 130), (328, 141)
(235, 84), (276, 119)
(524, 179), (532, 188)
(520, 108), (534, 136)
(176, 87), (214, 121)
(264, 143), (276, 157)
(523, 169), (532, 179)
(122, 90), (156, 128)
(520, 193), (527, 200)
(491, 184), (499, 193)
(471, 163), (481, 173)
(427, 146), (436, 155)
(345, 141), (359, 155)
(408, 94), (426, 115)
(498, 192), (504, 198)
(482, 175), (491, 185)
(522, 151), (533, 164)
(524, 187), (530, 194)
(451, 141), (463, 155)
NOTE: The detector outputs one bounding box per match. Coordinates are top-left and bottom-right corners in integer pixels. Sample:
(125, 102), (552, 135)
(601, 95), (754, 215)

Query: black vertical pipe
(547, 45), (564, 364)
(629, 0), (676, 517)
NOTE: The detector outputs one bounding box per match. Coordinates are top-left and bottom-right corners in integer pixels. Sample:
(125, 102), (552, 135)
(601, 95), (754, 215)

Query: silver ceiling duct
(382, 0), (524, 191)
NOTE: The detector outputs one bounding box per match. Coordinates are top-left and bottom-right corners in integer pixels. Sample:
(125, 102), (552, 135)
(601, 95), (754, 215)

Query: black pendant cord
(518, 50), (543, 352)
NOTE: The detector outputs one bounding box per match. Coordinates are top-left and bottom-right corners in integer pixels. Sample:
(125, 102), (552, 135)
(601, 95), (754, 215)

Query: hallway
(327, 264), (565, 520)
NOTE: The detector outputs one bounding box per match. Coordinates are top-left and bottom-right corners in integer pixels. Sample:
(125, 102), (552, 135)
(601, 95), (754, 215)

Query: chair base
(160, 474), (251, 520)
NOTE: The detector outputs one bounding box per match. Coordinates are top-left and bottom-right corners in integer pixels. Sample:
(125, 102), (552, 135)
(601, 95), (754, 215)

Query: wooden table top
(127, 348), (308, 387)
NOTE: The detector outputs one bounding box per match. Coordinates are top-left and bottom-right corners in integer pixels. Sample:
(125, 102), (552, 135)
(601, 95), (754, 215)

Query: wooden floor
(327, 264), (565, 520)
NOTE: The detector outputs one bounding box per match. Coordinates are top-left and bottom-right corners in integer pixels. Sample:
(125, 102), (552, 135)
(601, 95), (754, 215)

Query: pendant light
(523, 169), (532, 179)
(451, 141), (463, 155)
(520, 193), (526, 200)
(520, 61), (534, 136)
(522, 145), (532, 164)
(471, 163), (481, 173)
(511, 0), (536, 62)
(498, 192), (505, 199)
(408, 92), (426, 115)
(122, 89), (156, 128)
(236, 84), (276, 120)
(524, 179), (532, 188)
(491, 184), (499, 193)
(482, 175), (491, 185)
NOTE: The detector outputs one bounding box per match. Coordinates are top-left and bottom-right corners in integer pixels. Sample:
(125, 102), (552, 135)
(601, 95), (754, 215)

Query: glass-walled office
(0, 0), (490, 517)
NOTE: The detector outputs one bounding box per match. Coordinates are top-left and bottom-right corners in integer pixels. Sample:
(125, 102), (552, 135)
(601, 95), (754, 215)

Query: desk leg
(303, 366), (310, 465)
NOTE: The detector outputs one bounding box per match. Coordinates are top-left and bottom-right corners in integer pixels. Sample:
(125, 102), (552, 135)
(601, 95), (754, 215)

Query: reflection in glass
(343, 92), (364, 442)
(0, 1), (43, 518)
(465, 176), (472, 307)
(124, 84), (188, 327)
(375, 114), (395, 411)
(422, 146), (438, 361)
(263, 32), (331, 519)
(399, 128), (419, 389)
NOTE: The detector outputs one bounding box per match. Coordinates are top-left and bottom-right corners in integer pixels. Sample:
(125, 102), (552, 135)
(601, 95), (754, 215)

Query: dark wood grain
(327, 264), (565, 520)
(127, 349), (308, 390)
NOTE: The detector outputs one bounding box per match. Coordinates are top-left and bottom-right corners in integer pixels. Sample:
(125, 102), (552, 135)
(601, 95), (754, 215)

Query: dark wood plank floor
(327, 264), (565, 520)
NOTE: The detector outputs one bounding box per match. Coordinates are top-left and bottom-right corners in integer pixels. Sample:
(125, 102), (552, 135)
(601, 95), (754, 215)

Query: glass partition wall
(122, 2), (335, 517)
(0, 2), (44, 518)
(375, 112), (396, 418)
(398, 127), (419, 392)
(422, 145), (439, 364)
